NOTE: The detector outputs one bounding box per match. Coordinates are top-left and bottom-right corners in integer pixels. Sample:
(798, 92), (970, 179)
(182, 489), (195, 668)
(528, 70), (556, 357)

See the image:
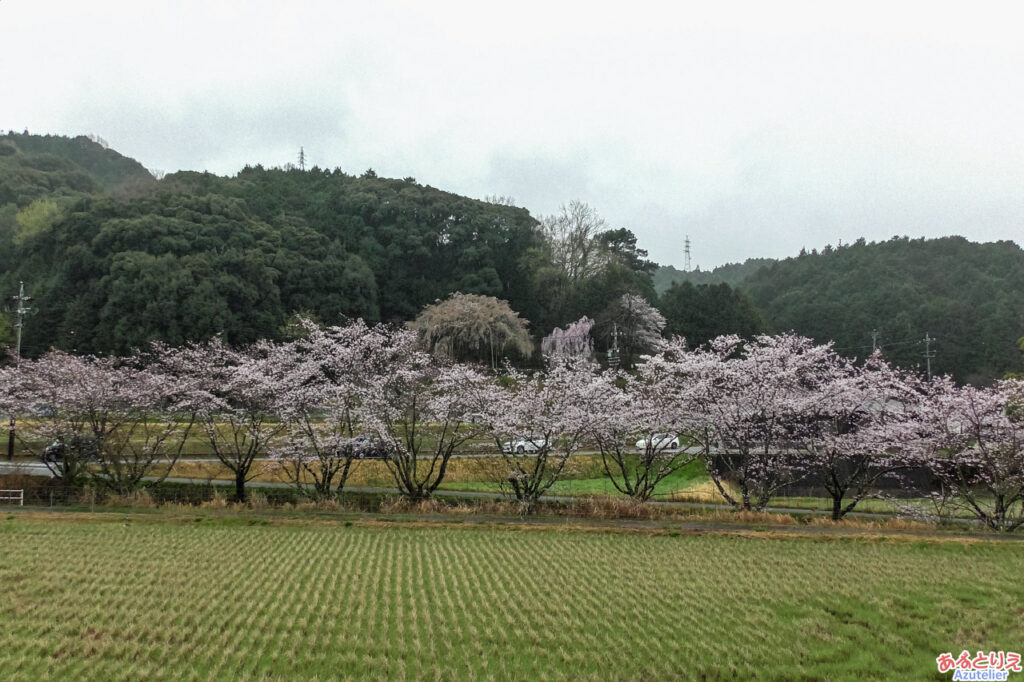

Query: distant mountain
(0, 136), (543, 356)
(741, 237), (1024, 384)
(0, 132), (154, 202)
(2, 133), (1021, 383)
(653, 258), (775, 293)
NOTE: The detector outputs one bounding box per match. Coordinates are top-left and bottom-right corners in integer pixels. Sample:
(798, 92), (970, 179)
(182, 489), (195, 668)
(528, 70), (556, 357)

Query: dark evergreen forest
(1, 132), (1021, 383)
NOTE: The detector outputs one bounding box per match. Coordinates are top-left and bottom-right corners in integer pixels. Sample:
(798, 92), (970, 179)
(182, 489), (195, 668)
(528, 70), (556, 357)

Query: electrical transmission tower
(298, 147), (307, 171)
(683, 235), (691, 272)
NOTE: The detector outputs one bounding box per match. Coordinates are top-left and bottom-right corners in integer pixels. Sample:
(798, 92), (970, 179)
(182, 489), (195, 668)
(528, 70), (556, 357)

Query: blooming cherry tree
(585, 347), (701, 502)
(359, 332), (489, 501)
(914, 378), (1024, 532)
(479, 357), (600, 512)
(272, 319), (402, 499)
(541, 316), (595, 359)
(678, 334), (830, 511)
(156, 338), (289, 503)
(792, 352), (923, 520)
(0, 351), (194, 493)
(600, 293), (666, 368)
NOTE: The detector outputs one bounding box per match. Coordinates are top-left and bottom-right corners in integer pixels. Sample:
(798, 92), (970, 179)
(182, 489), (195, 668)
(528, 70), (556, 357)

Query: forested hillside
(1, 170), (544, 354)
(1, 132), (153, 192)
(0, 134), (660, 357)
(740, 238), (1024, 383)
(1, 133), (1020, 383)
(653, 258), (775, 293)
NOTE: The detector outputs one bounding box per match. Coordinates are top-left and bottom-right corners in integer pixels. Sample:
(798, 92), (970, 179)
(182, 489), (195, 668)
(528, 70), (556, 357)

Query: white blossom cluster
(2, 322), (1022, 529)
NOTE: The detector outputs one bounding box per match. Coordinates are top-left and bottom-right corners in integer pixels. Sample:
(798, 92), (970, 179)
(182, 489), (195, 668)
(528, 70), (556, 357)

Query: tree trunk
(235, 473), (246, 503)
(831, 494), (843, 521)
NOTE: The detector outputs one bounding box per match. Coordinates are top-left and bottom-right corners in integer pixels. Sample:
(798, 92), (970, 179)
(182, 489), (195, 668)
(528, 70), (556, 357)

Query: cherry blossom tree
(271, 319), (401, 499)
(792, 352), (924, 520)
(1, 352), (119, 489)
(479, 357), (600, 512)
(359, 332), (489, 501)
(89, 364), (196, 494)
(0, 351), (194, 493)
(599, 293), (665, 369)
(914, 378), (1024, 532)
(156, 338), (289, 503)
(541, 316), (595, 359)
(586, 350), (701, 502)
(678, 334), (831, 511)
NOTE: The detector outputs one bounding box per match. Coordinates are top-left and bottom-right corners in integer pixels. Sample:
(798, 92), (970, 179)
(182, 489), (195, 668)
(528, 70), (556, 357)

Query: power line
(833, 336), (923, 354)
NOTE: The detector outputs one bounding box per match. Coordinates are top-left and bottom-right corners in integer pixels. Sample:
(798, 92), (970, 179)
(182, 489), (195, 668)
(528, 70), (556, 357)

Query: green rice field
(0, 511), (1021, 680)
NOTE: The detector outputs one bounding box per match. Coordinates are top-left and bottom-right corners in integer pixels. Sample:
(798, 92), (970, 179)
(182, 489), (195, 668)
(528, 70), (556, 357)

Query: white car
(502, 435), (548, 454)
(635, 433), (681, 450)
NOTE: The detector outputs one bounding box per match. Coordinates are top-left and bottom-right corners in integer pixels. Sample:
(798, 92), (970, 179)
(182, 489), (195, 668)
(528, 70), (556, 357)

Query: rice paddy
(0, 510), (1021, 680)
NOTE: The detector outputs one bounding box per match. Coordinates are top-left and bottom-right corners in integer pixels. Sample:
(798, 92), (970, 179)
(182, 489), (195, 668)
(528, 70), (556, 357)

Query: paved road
(0, 461), (53, 477)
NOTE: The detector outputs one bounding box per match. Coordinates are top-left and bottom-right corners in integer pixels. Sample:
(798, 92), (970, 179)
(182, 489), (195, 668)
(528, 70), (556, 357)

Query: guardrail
(0, 489), (24, 506)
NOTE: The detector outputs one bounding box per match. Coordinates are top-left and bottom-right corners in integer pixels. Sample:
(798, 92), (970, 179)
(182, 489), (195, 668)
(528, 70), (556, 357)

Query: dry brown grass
(664, 478), (738, 504)
(805, 515), (937, 533)
(199, 489), (229, 509)
(106, 489), (157, 508)
(378, 495), (528, 517)
(292, 498), (344, 512)
(166, 454), (612, 488)
(569, 495), (659, 520)
(733, 509), (798, 525)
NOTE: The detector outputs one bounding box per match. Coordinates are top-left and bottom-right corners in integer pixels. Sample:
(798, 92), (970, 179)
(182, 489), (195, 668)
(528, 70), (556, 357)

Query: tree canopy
(409, 292), (533, 367)
(2, 133), (1022, 383)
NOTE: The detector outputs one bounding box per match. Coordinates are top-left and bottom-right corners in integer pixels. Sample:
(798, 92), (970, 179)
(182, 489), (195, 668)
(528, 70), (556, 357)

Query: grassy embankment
(9, 421), (968, 516)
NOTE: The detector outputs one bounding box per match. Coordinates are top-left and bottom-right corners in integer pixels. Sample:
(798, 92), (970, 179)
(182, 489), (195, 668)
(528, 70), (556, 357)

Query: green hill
(2, 133), (1021, 383)
(740, 237), (1024, 383)
(0, 131), (153, 200)
(0, 138), (544, 355)
(653, 258), (775, 293)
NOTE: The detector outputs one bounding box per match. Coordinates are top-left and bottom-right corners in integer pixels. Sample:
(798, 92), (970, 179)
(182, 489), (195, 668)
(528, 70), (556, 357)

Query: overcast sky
(3, 1), (1022, 269)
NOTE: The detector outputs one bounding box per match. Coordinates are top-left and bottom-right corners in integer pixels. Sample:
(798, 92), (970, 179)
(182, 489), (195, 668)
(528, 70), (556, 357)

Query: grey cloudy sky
(3, 1), (1022, 269)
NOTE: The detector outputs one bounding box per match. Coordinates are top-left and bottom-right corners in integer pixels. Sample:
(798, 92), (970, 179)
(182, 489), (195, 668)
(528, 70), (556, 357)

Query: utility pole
(607, 322), (621, 370)
(10, 281), (32, 360)
(871, 329), (879, 353)
(923, 332), (935, 380)
(298, 147), (307, 171)
(6, 281), (32, 460)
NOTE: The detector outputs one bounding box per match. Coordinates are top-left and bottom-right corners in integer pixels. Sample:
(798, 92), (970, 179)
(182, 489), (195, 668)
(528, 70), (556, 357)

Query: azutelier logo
(936, 651), (1022, 681)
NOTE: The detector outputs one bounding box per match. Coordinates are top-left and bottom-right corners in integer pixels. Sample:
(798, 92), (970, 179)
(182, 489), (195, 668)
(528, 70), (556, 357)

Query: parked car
(634, 433), (681, 450)
(501, 435), (548, 454)
(43, 435), (100, 462)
